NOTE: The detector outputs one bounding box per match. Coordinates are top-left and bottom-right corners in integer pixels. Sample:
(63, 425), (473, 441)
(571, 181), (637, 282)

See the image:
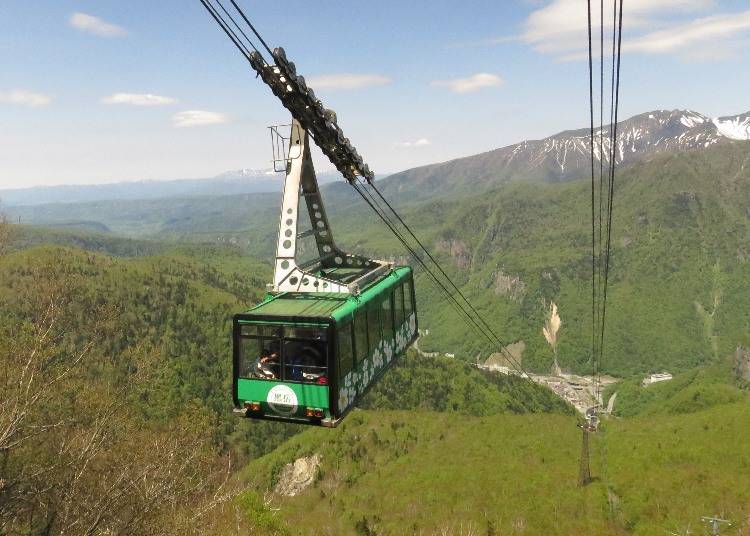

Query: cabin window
(238, 325), (328, 384)
(367, 302), (381, 353)
(394, 284), (405, 328)
(239, 325), (282, 380)
(381, 294), (394, 340)
(354, 309), (368, 364)
(338, 322), (354, 381)
(282, 328), (328, 384)
(403, 280), (414, 317)
(238, 337), (260, 378)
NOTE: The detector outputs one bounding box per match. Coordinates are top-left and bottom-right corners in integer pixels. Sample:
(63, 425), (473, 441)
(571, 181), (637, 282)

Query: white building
(642, 372), (673, 387)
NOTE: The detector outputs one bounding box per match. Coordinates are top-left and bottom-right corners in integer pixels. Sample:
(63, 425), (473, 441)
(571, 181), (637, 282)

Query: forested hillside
(335, 142), (750, 376)
(7, 141), (750, 378)
(0, 221), (567, 533)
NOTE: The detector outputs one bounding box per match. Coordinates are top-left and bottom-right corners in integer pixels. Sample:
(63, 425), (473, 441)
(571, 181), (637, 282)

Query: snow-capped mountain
(489, 109), (750, 182)
(381, 109), (750, 197)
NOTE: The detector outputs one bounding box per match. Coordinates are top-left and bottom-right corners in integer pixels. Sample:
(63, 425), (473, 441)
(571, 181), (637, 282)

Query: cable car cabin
(233, 267), (417, 427)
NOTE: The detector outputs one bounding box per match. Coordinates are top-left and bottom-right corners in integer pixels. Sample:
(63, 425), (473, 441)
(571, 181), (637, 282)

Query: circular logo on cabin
(267, 385), (298, 415)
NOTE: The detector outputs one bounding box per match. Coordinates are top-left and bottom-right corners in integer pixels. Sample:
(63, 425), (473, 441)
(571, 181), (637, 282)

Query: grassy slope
(604, 401), (750, 535)
(240, 396), (750, 535)
(605, 361), (748, 417)
(242, 411), (609, 535)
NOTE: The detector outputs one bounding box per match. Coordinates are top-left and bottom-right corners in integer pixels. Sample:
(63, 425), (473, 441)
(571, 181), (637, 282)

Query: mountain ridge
(375, 108), (750, 202)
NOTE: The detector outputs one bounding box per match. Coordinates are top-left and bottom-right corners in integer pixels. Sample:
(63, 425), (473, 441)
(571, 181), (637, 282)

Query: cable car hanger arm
(199, 0), (373, 184)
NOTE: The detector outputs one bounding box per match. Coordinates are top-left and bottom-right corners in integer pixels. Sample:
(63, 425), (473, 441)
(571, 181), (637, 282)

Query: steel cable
(366, 183), (531, 378)
(350, 181), (528, 374)
(597, 0), (624, 393)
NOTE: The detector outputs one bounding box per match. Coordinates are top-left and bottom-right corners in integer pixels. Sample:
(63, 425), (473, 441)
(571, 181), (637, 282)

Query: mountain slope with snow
(377, 109), (750, 200)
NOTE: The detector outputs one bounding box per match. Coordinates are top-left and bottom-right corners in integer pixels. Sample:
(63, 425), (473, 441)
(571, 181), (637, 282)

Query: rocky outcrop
(484, 341), (525, 370)
(273, 454), (321, 497)
(435, 239), (470, 269)
(493, 271), (526, 302)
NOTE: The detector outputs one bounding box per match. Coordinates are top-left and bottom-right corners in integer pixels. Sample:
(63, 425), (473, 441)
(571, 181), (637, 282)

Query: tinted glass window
(394, 285), (405, 327)
(240, 325), (261, 337)
(338, 322), (354, 381)
(239, 327), (282, 380)
(239, 336), (260, 377)
(368, 302), (381, 353)
(286, 326), (327, 341)
(381, 294), (394, 340)
(238, 325), (329, 384)
(283, 338), (327, 384)
(404, 280), (414, 316)
(354, 309), (368, 363)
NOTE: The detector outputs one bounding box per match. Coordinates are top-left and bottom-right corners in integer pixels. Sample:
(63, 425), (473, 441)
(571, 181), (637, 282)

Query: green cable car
(232, 122), (418, 426)
(233, 267), (417, 426)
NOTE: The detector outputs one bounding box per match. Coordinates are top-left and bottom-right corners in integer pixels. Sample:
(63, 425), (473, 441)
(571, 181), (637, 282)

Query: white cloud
(102, 93), (179, 106)
(521, 0), (715, 59)
(395, 138), (432, 148)
(69, 12), (127, 37)
(172, 110), (229, 128)
(625, 10), (750, 54)
(431, 73), (504, 94)
(305, 74), (392, 91)
(0, 89), (53, 108)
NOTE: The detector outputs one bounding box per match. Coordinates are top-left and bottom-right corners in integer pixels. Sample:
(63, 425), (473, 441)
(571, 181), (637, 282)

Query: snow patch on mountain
(680, 112), (706, 128)
(712, 115), (750, 141)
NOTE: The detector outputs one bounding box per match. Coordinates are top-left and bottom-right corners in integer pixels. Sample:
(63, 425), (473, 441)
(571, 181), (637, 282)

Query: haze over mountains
(0, 168), (338, 207)
(2, 109), (748, 210)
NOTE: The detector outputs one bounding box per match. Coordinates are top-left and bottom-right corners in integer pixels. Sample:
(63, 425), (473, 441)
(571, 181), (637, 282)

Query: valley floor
(417, 334), (618, 414)
(529, 372), (619, 414)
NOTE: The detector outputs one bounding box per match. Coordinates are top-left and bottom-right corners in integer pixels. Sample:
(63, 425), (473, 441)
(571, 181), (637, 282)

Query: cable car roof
(238, 266), (412, 323)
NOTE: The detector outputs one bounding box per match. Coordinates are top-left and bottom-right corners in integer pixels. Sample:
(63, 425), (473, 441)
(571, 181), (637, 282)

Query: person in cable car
(286, 343), (326, 383)
(298, 345), (326, 384)
(255, 345), (280, 379)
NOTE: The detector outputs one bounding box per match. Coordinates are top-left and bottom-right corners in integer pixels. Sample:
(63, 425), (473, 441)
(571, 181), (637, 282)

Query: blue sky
(1, 0), (749, 189)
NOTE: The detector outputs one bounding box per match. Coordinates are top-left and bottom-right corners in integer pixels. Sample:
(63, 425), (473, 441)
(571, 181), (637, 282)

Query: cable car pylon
(270, 120), (390, 295)
(578, 422), (592, 487)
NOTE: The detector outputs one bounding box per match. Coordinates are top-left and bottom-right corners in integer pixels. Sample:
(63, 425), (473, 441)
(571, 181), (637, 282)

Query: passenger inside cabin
(284, 340), (327, 384)
(256, 345), (280, 379)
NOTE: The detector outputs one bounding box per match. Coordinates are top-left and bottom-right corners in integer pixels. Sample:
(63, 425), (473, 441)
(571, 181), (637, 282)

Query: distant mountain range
(376, 109), (750, 202)
(3, 108), (749, 212)
(0, 168), (339, 207)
